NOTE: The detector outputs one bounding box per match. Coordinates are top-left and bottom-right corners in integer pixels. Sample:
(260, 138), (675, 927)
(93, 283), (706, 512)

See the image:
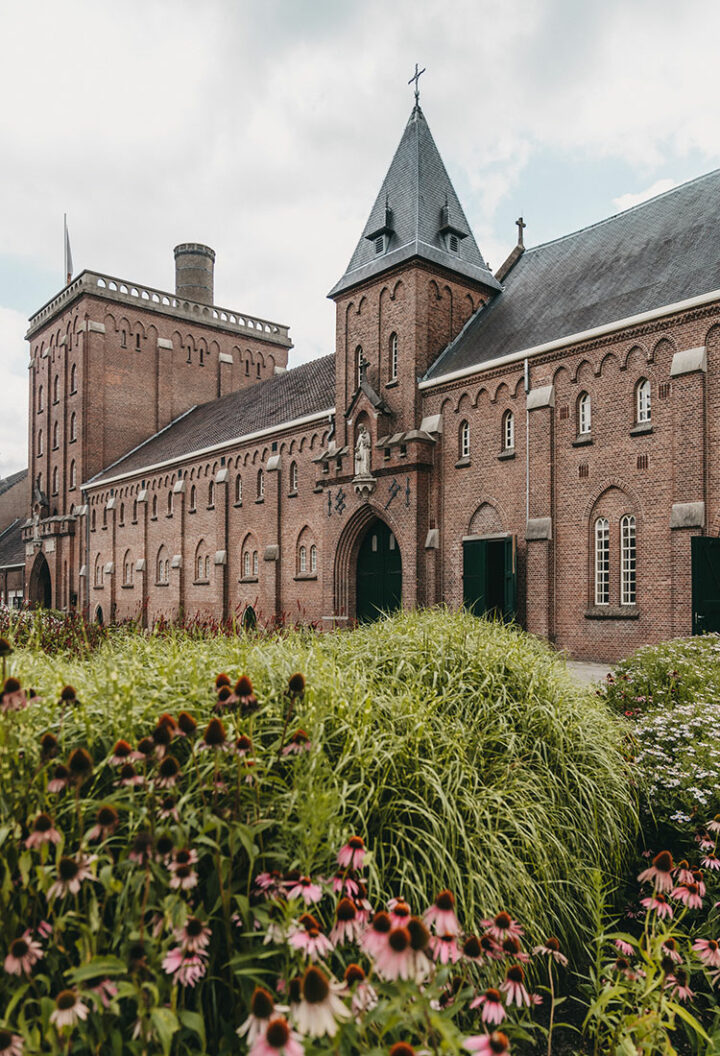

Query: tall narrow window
(52, 421), (59, 449)
(37, 429), (43, 455)
(208, 481), (215, 507)
(502, 411), (515, 451)
(636, 379), (651, 423)
(299, 545), (307, 573)
(121, 331), (127, 349)
(389, 332), (398, 381)
(245, 359), (250, 376)
(69, 460), (76, 489)
(132, 499), (138, 522)
(119, 502), (124, 524)
(257, 469), (264, 500)
(70, 412), (77, 442)
(310, 544), (317, 573)
(578, 392), (591, 435)
(235, 475), (243, 504)
(356, 346), (364, 387)
(167, 491), (173, 515)
(243, 551), (250, 577)
(594, 517), (610, 606)
(152, 494), (158, 518)
(621, 515), (637, 605)
(253, 551), (259, 576)
(52, 466), (59, 495)
(459, 420), (470, 460)
(38, 385), (44, 411)
(189, 485), (196, 511)
(290, 461), (298, 493)
(70, 364), (77, 393)
(53, 375), (59, 403)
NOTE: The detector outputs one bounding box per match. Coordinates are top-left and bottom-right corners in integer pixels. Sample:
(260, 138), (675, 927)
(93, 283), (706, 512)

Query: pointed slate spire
(329, 105), (501, 298)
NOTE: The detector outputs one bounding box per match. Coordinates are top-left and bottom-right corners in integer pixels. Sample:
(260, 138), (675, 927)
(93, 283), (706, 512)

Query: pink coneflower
(425, 889), (460, 935)
(4, 933), (43, 975)
(177, 711), (198, 736)
(330, 898), (362, 945)
(692, 938), (720, 967)
(170, 847), (198, 872)
(707, 814), (720, 834)
(483, 912), (524, 944)
(1, 677), (27, 712)
(463, 935), (484, 962)
(255, 871), (283, 896)
(342, 963), (378, 1016)
(49, 989), (89, 1030)
(249, 1017), (303, 1056)
(464, 1031), (511, 1054)
(67, 748), (93, 785)
(151, 722), (172, 758)
(40, 732), (60, 761)
(692, 870), (707, 896)
(533, 937), (568, 966)
(289, 914), (334, 959)
(701, 853), (720, 871)
(388, 1045), (415, 1056)
(91, 978), (118, 1008)
(388, 899), (412, 929)
(129, 832), (154, 864)
(237, 987), (277, 1045)
(671, 882), (703, 910)
(48, 763), (71, 793)
(286, 876), (322, 905)
(613, 957), (645, 981)
(640, 893), (674, 919)
(47, 855), (94, 900)
(117, 763), (144, 787)
(161, 947), (207, 987)
(337, 836), (366, 871)
(665, 967), (694, 1002)
(362, 911), (392, 957)
(332, 871), (360, 897)
(86, 805), (119, 842)
(479, 934), (503, 960)
(637, 850), (674, 893)
(375, 926), (415, 981)
(500, 965), (531, 1008)
(175, 917), (211, 954)
(500, 935), (529, 963)
(0, 1029), (24, 1055)
(675, 860), (694, 885)
(155, 755), (181, 788)
(282, 729), (311, 755)
(170, 864), (198, 891)
(661, 938), (682, 964)
(25, 812), (61, 849)
(470, 987), (507, 1025)
(429, 933), (461, 964)
(155, 834), (174, 862)
(698, 834), (715, 851)
(294, 966), (350, 1037)
(158, 795), (179, 821)
(37, 921), (53, 940)
(235, 734), (253, 757)
(110, 739), (135, 765)
(199, 717), (227, 751)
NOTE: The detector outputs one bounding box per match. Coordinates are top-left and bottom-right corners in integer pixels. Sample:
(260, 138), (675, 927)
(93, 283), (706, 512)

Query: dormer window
(365, 202), (394, 258)
(374, 235), (385, 255)
(447, 233), (459, 253)
(439, 199), (467, 255)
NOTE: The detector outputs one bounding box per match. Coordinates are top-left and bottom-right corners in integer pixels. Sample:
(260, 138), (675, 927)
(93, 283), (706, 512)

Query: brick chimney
(173, 243), (215, 305)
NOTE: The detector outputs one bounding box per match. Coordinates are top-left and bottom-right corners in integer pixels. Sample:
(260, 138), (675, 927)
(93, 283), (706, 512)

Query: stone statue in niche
(354, 425), (372, 478)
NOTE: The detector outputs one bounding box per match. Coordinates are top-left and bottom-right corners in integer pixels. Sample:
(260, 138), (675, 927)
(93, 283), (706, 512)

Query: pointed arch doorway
(356, 518), (402, 622)
(29, 552), (52, 608)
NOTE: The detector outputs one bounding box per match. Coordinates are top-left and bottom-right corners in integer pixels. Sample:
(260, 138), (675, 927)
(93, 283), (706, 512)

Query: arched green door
(29, 552), (52, 608)
(356, 519), (402, 622)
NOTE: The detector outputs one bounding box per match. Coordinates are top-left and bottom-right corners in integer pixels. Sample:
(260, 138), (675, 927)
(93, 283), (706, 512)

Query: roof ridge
(522, 166), (720, 256)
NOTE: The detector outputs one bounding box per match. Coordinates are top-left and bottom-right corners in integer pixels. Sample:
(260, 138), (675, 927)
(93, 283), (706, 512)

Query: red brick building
(8, 102), (720, 660)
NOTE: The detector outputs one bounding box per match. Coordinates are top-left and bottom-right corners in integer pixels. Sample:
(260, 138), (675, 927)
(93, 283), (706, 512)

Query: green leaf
(666, 1000), (711, 1042)
(179, 1009), (206, 1047)
(150, 1007), (180, 1056)
(66, 956), (127, 982)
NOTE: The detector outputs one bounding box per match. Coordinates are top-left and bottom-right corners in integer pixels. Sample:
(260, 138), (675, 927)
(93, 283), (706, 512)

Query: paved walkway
(566, 660), (613, 686)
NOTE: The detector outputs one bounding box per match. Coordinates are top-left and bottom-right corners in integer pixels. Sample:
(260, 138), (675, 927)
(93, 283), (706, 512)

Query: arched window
(69, 460), (76, 490)
(152, 494), (158, 518)
(167, 490), (173, 515)
(299, 545), (307, 573)
(70, 364), (77, 393)
(356, 346), (364, 387)
(594, 517), (610, 606)
(123, 550), (133, 586)
(256, 362), (261, 378)
(289, 461), (298, 494)
(189, 485), (196, 511)
(52, 421), (59, 449)
(235, 474), (243, 504)
(70, 412), (77, 442)
(102, 506), (107, 528)
(636, 379), (651, 423)
(38, 385), (44, 412)
(195, 540), (206, 581)
(52, 466), (59, 494)
(245, 358), (250, 376)
(119, 502), (124, 523)
(257, 469), (264, 500)
(132, 499), (138, 522)
(243, 550), (250, 577)
(208, 481), (215, 507)
(53, 375), (59, 403)
(459, 420), (470, 460)
(389, 332), (398, 381)
(621, 515), (637, 605)
(205, 555), (210, 579)
(94, 554), (103, 587)
(310, 544), (317, 573)
(253, 551), (259, 576)
(157, 547), (169, 584)
(578, 392), (591, 435)
(502, 410), (515, 451)
(37, 429), (43, 455)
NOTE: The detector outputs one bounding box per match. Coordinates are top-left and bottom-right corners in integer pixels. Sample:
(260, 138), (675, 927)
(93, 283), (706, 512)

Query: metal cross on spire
(408, 63), (426, 106)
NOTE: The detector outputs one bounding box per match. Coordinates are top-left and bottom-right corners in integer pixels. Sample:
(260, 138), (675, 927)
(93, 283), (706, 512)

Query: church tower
(328, 98), (501, 448)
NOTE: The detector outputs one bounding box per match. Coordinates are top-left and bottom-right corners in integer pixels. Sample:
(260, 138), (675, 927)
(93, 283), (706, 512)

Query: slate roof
(91, 355), (336, 484)
(425, 168), (720, 381)
(0, 519), (24, 569)
(0, 469), (28, 498)
(329, 105), (501, 298)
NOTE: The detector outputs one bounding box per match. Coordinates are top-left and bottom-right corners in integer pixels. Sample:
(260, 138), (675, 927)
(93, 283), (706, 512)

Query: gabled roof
(90, 356), (336, 485)
(329, 105), (501, 298)
(425, 168), (720, 381)
(0, 519), (24, 570)
(0, 469), (28, 498)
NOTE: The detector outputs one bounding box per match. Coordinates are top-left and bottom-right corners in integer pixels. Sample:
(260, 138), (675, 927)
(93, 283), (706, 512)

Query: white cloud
(613, 179), (678, 212)
(0, 308), (29, 478)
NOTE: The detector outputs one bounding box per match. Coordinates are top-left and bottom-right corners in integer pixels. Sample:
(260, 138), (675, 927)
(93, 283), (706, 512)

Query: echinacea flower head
(0, 1029), (24, 1055)
(49, 989), (89, 1030)
(155, 834), (174, 860)
(464, 1032), (511, 1055)
(40, 732), (59, 760)
(330, 898), (361, 945)
(282, 729), (311, 755)
(702, 853), (720, 871)
(500, 964), (531, 1008)
(640, 893), (674, 919)
(201, 717), (227, 750)
(707, 814), (720, 834)
(118, 763), (144, 787)
(407, 916), (431, 953)
(388, 899), (412, 928)
(25, 812), (61, 849)
(289, 914), (334, 959)
(215, 672), (232, 689)
(425, 889), (460, 935)
(156, 755), (181, 788)
(136, 737), (154, 760)
(60, 685), (77, 702)
(483, 911), (523, 944)
(151, 723), (172, 756)
(693, 938), (720, 967)
(288, 673), (305, 696)
(661, 938), (682, 963)
(0, 638), (12, 657)
(48, 763), (71, 793)
(249, 1017), (303, 1056)
(110, 739), (134, 765)
(4, 933), (43, 976)
(362, 911), (392, 957)
(161, 947), (207, 987)
(692, 870), (707, 896)
(671, 882), (703, 910)
(91, 978), (118, 1008)
(638, 850), (674, 893)
(236, 675), (254, 698)
(675, 860), (694, 884)
(463, 934), (483, 961)
(158, 795), (179, 821)
(430, 933), (461, 964)
(286, 876), (322, 905)
(176, 917), (211, 953)
(375, 927), (415, 981)
(337, 836), (365, 871)
(533, 937), (568, 966)
(170, 864), (198, 891)
(67, 747), (93, 783)
(238, 987), (276, 1044)
(388, 1045), (415, 1056)
(1, 677), (26, 713)
(470, 987), (506, 1025)
(129, 832), (154, 864)
(177, 711), (197, 736)
(87, 805), (119, 842)
(47, 855), (94, 900)
(666, 967), (694, 1002)
(295, 966), (350, 1037)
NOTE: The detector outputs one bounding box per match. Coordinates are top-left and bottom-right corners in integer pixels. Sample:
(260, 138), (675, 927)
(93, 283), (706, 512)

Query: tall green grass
(7, 608), (636, 958)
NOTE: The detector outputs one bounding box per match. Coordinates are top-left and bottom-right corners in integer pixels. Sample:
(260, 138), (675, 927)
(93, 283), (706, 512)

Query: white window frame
(460, 420), (470, 459)
(310, 544), (317, 572)
(257, 470), (264, 500)
(243, 551), (250, 577)
(389, 332), (398, 381)
(636, 379), (651, 423)
(235, 475), (242, 504)
(290, 461), (298, 493)
(299, 545), (307, 573)
(620, 515), (637, 605)
(503, 411), (515, 451)
(578, 392), (591, 435)
(356, 346), (364, 387)
(252, 551), (258, 576)
(594, 517), (610, 605)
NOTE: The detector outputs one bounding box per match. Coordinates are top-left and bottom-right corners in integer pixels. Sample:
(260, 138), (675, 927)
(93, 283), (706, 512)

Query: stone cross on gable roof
(408, 63), (426, 106)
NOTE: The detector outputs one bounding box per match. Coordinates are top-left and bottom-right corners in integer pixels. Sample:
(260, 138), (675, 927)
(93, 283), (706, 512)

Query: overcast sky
(2, 0), (720, 477)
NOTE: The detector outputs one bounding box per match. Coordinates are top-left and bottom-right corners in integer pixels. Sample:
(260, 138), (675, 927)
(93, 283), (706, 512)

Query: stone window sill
(385, 379), (399, 389)
(288, 490), (298, 498)
(188, 508), (196, 514)
(155, 582), (169, 588)
(255, 498), (264, 504)
(69, 437), (76, 444)
(207, 505), (215, 511)
(572, 434), (593, 447)
(630, 422), (653, 436)
(585, 605), (640, 620)
(193, 579), (210, 586)
(239, 576), (258, 584)
(233, 502), (243, 508)
(94, 585), (104, 590)
(150, 516), (158, 522)
(121, 584), (134, 590)
(294, 573), (318, 581)
(455, 457), (471, 468)
(166, 514), (173, 519)
(498, 449), (515, 461)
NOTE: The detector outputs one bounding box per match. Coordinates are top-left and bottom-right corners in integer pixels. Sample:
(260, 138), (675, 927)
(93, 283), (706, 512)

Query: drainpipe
(81, 486), (90, 620)
(524, 358), (530, 524)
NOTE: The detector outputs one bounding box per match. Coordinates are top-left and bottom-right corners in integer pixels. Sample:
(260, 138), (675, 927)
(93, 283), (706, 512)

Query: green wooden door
(463, 537), (516, 621)
(356, 520), (402, 622)
(691, 537), (720, 634)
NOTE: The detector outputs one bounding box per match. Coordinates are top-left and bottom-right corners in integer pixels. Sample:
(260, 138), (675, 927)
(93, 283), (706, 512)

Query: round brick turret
(174, 243), (215, 305)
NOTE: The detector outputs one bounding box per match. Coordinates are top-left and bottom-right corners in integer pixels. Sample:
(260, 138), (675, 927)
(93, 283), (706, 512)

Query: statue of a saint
(354, 425), (371, 478)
